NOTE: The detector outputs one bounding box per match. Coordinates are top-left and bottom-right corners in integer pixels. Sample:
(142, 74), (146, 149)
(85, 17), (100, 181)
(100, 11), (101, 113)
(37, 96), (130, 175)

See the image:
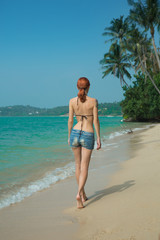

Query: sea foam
(0, 162), (75, 209)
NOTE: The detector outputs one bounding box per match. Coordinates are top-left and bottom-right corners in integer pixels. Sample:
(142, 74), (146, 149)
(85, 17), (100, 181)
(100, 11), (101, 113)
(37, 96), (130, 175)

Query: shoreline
(0, 119), (151, 210)
(0, 123), (159, 239)
(66, 123), (160, 240)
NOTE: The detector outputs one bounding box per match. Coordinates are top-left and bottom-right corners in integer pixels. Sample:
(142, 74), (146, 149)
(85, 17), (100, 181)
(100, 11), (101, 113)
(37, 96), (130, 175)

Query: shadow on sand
(86, 180), (135, 206)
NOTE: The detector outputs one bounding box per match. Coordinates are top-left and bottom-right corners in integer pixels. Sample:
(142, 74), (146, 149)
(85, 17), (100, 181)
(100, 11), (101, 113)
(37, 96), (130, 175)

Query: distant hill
(98, 102), (122, 116)
(0, 102), (122, 116)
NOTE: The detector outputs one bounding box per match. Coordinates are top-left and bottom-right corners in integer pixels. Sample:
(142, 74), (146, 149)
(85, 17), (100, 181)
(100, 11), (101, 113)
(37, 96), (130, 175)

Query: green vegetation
(0, 105), (69, 117)
(100, 0), (160, 121)
(0, 102), (122, 117)
(121, 73), (160, 121)
(98, 102), (122, 116)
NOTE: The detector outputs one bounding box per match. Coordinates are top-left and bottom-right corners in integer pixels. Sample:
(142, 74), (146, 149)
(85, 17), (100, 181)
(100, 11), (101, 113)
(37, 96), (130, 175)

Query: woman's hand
(97, 137), (101, 150)
(68, 138), (70, 145)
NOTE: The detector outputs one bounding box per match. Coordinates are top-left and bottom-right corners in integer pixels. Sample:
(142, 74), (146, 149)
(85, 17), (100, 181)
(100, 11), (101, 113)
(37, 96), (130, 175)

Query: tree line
(0, 102), (122, 116)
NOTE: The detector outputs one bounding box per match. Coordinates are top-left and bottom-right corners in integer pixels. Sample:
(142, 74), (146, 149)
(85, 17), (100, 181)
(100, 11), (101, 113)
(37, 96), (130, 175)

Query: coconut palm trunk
(124, 48), (137, 73)
(139, 56), (160, 95)
(120, 73), (129, 87)
(152, 37), (160, 71)
(128, 0), (160, 71)
(150, 24), (160, 70)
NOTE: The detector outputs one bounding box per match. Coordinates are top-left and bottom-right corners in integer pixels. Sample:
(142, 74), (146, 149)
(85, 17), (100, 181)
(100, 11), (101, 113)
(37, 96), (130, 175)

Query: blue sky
(0, 0), (156, 108)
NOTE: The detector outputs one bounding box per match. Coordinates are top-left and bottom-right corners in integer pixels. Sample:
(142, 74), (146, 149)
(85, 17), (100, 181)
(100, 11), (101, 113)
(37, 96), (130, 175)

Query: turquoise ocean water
(0, 116), (151, 209)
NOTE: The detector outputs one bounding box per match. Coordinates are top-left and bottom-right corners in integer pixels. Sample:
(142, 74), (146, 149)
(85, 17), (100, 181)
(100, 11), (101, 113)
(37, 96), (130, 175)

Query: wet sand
(0, 124), (160, 240)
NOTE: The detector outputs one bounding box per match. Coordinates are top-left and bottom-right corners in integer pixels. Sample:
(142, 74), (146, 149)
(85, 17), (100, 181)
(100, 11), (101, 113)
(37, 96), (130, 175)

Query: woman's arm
(68, 99), (74, 144)
(93, 99), (101, 150)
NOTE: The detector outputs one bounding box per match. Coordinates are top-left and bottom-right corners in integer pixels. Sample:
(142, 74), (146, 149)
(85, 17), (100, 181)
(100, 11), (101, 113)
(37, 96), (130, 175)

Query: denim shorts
(70, 129), (95, 150)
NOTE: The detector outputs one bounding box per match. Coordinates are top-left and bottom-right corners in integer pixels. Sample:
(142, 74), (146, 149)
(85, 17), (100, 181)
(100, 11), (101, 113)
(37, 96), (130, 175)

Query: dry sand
(66, 124), (160, 240)
(0, 124), (160, 240)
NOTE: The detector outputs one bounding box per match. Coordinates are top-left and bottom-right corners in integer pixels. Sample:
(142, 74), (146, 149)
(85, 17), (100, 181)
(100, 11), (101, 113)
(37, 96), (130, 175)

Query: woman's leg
(76, 147), (92, 208)
(72, 147), (92, 208)
(72, 147), (87, 206)
(72, 147), (81, 184)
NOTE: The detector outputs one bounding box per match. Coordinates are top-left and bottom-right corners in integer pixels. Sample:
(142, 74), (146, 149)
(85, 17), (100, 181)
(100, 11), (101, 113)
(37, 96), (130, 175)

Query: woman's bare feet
(76, 193), (84, 209)
(81, 191), (88, 203)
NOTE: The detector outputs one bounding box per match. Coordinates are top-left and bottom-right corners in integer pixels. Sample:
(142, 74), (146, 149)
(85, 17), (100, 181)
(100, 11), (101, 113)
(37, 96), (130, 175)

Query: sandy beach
(0, 123), (160, 240)
(67, 123), (160, 240)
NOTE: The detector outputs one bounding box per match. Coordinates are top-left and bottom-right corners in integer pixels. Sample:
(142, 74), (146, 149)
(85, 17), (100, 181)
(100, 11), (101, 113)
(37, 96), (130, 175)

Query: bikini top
(75, 97), (93, 131)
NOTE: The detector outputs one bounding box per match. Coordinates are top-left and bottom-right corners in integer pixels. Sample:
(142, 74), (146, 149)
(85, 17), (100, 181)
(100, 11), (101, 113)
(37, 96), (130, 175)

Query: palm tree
(127, 0), (160, 70)
(126, 25), (151, 71)
(100, 43), (132, 87)
(126, 25), (160, 94)
(103, 16), (129, 46)
(103, 16), (137, 72)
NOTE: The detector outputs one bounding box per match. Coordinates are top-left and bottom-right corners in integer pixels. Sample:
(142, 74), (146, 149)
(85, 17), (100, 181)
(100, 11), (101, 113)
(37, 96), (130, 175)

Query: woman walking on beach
(68, 77), (101, 209)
